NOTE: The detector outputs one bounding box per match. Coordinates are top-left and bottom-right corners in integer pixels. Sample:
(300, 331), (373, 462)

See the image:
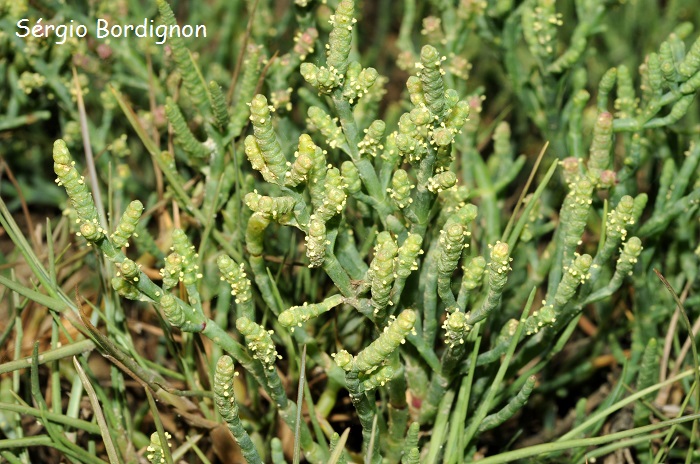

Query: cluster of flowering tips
(395, 45), (470, 169)
(524, 253), (593, 335)
(266, 27), (319, 113)
(601, 28), (700, 133)
(276, 292), (418, 380)
(534, 161), (645, 336)
(53, 138), (291, 400)
(586, 193), (647, 285)
(233, 316), (326, 462)
(437, 204), (478, 309)
(522, 0), (563, 63)
(300, 0), (366, 96)
(332, 310), (417, 374)
(235, 317), (281, 370)
(465, 241), (512, 327)
(243, 91), (352, 268)
(53, 140), (102, 237)
(53, 140), (166, 303)
(216, 254), (254, 320)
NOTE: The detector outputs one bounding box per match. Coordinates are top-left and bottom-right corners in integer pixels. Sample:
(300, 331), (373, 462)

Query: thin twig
(658, 281), (698, 405)
(72, 67), (107, 231)
(293, 345), (307, 464)
(0, 158), (40, 251)
(226, 0), (260, 103)
(653, 269), (700, 440)
(72, 357), (121, 464)
(146, 52), (165, 209)
(501, 141), (549, 242)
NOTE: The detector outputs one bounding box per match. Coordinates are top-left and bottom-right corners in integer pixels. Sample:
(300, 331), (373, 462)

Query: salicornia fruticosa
(6, 0), (700, 462)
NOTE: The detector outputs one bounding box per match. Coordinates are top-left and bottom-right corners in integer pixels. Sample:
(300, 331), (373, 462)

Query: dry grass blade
(658, 280), (693, 405)
(365, 414), (379, 464)
(72, 356), (122, 464)
(501, 141), (549, 242)
(226, 0), (259, 103)
(294, 344), (307, 464)
(328, 428), (351, 464)
(654, 270), (700, 396)
(654, 269), (700, 463)
(146, 388), (174, 464)
(0, 158), (39, 251)
(72, 66), (106, 231)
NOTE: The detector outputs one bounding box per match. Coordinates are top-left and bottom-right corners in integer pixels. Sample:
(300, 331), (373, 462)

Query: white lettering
(96, 19), (108, 38)
(155, 24), (167, 44)
(16, 19), (29, 37)
(134, 19), (146, 37)
(55, 24), (67, 44)
(14, 17), (209, 45)
(32, 18), (44, 37)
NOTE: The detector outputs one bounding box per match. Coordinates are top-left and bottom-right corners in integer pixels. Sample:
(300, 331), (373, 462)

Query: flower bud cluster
(605, 195), (635, 242)
(395, 234), (424, 279)
(285, 149), (314, 187)
(488, 241), (512, 291)
(278, 294), (344, 329)
(370, 232), (399, 314)
(214, 356), (240, 421)
(111, 276), (140, 300)
(300, 63), (343, 94)
(326, 0), (356, 76)
(560, 177), (593, 254)
(417, 45), (447, 119)
(553, 253), (593, 307)
(388, 169), (414, 209)
(236, 317), (282, 370)
(427, 171), (457, 193)
(111, 200), (143, 249)
(317, 168), (347, 222)
(522, 0), (563, 61)
(461, 256), (486, 293)
(437, 223), (469, 279)
(342, 62), (379, 104)
(160, 253), (183, 290)
(217, 255), (252, 305)
(245, 191), (296, 223)
(357, 120), (385, 157)
(616, 237), (643, 276)
(442, 310), (470, 347)
(305, 218), (327, 268)
(146, 431), (172, 464)
(307, 106), (346, 150)
(53, 140), (101, 234)
(354, 310), (416, 373)
(293, 27), (318, 60)
(341, 161), (361, 194)
(172, 229), (202, 286)
(361, 365), (395, 391)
